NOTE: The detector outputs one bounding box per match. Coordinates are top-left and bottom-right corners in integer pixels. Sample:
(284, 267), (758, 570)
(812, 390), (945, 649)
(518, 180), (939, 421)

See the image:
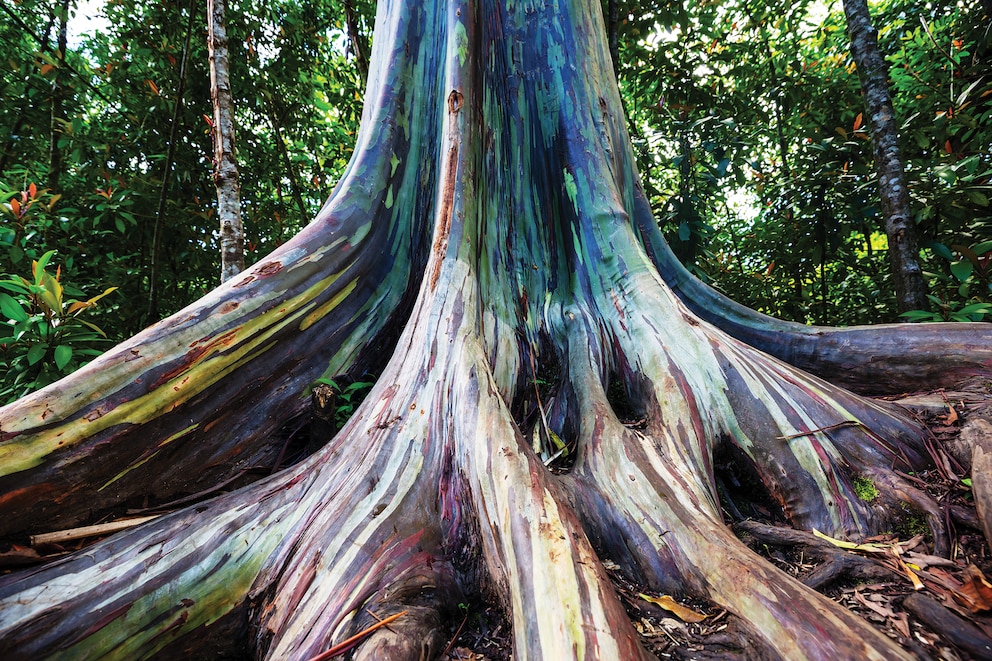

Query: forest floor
(2, 392), (990, 660)
(438, 391), (992, 661)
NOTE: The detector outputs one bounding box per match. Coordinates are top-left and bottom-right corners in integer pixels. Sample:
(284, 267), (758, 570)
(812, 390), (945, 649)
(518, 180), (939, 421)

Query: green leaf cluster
(313, 377), (376, 428)
(613, 0), (991, 325)
(1, 0), (372, 347)
(0, 249), (117, 403)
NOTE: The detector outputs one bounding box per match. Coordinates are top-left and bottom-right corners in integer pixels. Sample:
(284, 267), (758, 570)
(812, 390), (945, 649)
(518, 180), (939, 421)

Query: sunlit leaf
(638, 593), (707, 623)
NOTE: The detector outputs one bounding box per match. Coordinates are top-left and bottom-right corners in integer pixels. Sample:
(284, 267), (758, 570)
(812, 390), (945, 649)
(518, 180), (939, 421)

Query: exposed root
(2, 0), (991, 657)
(735, 521), (902, 590)
(902, 593), (992, 660)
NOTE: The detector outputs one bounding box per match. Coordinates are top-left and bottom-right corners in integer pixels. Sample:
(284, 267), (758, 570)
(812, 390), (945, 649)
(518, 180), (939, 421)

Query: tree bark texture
(842, 0), (928, 313)
(208, 0), (245, 282)
(0, 0), (990, 659)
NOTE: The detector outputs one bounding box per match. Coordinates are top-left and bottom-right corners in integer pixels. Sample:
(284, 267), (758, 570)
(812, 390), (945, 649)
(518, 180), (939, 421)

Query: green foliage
(614, 0), (991, 325)
(313, 377), (376, 428)
(0, 249), (117, 403)
(900, 240), (992, 321)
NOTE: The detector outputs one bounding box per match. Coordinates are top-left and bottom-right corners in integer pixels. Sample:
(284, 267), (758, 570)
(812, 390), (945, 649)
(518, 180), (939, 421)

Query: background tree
(208, 0), (245, 282)
(613, 0), (991, 325)
(843, 0), (927, 312)
(0, 0), (991, 659)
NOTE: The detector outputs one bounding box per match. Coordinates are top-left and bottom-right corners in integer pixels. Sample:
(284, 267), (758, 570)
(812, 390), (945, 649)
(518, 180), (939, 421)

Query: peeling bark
(209, 0), (245, 282)
(0, 0), (988, 658)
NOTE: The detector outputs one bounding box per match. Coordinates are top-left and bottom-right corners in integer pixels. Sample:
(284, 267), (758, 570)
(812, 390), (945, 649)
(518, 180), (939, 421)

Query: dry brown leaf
(945, 404), (959, 425)
(0, 545), (42, 569)
(638, 593), (707, 623)
(854, 589), (896, 618)
(956, 565), (992, 612)
(892, 612), (911, 639)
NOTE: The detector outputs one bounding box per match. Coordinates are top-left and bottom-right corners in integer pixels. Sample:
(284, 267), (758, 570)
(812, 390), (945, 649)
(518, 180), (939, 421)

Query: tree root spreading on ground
(1, 0), (992, 658)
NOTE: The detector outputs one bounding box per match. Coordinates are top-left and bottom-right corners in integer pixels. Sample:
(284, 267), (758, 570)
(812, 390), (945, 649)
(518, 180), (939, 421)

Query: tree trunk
(147, 0), (197, 323)
(48, 0), (69, 192)
(0, 0), (990, 658)
(843, 0), (928, 313)
(208, 0), (244, 282)
(343, 0), (370, 81)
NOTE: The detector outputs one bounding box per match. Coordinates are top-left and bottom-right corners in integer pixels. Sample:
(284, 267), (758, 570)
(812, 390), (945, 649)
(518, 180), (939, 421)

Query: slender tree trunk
(843, 0), (927, 313)
(343, 0), (370, 81)
(48, 0), (69, 191)
(607, 0), (619, 78)
(0, 0), (989, 659)
(208, 0), (244, 282)
(147, 0), (197, 323)
(263, 93), (310, 227)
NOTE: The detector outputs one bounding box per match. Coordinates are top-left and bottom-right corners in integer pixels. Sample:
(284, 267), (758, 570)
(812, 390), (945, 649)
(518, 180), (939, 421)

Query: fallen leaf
(638, 593), (707, 623)
(944, 404), (959, 425)
(0, 545), (42, 569)
(892, 612), (911, 638)
(854, 589), (896, 618)
(813, 529), (889, 553)
(956, 565), (992, 612)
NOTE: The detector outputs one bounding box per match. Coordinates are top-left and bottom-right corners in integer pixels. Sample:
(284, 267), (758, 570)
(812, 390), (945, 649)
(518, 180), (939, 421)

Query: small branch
(342, 0), (370, 81)
(306, 610), (408, 661)
(441, 611), (469, 659)
(902, 593), (992, 659)
(128, 469), (248, 513)
(31, 515), (160, 546)
(778, 420), (865, 439)
(918, 17), (962, 74)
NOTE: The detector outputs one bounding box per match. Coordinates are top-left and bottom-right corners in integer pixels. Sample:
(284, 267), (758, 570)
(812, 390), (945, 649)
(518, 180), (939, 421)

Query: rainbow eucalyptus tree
(1, 0), (991, 658)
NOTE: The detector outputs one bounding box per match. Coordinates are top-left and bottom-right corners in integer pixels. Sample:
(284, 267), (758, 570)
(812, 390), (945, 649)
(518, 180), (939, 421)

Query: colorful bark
(0, 0), (987, 658)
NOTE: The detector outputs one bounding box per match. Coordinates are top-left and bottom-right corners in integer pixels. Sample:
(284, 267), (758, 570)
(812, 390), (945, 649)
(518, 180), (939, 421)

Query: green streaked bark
(0, 0), (987, 658)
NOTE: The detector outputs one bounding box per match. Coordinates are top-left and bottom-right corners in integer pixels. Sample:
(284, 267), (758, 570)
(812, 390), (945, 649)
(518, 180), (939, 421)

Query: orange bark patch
(429, 90), (463, 290)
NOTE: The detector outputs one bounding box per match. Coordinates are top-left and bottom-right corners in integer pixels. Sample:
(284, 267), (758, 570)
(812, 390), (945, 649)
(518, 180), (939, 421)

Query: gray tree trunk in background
(843, 0), (928, 313)
(208, 0), (244, 282)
